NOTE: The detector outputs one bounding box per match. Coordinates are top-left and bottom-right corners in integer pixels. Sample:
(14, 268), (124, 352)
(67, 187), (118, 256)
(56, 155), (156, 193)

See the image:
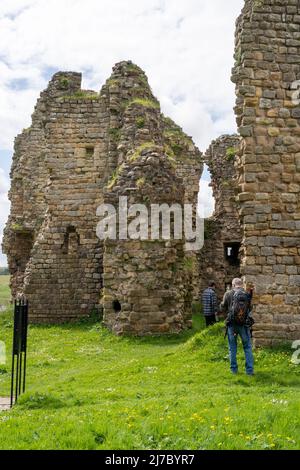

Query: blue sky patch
(8, 78), (31, 91)
(0, 150), (12, 177)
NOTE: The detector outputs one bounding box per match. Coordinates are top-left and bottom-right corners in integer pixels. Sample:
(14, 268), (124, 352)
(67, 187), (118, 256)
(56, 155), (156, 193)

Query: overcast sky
(0, 0), (244, 266)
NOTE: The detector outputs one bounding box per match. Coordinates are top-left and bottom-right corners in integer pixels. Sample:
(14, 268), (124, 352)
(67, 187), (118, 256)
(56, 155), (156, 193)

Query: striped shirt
(202, 288), (218, 316)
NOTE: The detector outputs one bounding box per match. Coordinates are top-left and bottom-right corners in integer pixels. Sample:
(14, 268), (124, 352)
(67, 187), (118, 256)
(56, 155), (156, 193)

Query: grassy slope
(0, 278), (299, 450)
(0, 275), (10, 306)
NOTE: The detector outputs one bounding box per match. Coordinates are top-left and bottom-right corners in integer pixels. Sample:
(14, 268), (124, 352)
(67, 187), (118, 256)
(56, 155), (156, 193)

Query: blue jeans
(227, 325), (254, 375)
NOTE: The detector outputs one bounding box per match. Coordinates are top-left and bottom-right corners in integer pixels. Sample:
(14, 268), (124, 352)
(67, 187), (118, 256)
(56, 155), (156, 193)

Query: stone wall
(103, 147), (190, 335)
(3, 61), (202, 330)
(100, 63), (202, 334)
(232, 0), (300, 345)
(199, 135), (242, 302)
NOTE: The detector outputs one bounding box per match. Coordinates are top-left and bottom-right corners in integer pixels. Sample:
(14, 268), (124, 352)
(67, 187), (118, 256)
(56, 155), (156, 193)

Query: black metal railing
(10, 298), (29, 407)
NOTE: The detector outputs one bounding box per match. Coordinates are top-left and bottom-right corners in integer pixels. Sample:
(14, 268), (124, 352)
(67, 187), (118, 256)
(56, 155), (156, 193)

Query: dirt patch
(0, 397), (10, 411)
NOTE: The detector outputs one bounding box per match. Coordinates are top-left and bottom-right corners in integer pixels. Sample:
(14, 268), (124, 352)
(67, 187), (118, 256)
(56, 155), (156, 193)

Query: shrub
(58, 77), (70, 89)
(226, 147), (237, 161)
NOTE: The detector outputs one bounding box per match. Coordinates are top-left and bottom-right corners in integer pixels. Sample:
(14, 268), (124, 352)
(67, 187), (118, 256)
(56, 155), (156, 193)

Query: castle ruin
(3, 0), (300, 345)
(199, 135), (242, 302)
(232, 0), (300, 345)
(3, 61), (202, 333)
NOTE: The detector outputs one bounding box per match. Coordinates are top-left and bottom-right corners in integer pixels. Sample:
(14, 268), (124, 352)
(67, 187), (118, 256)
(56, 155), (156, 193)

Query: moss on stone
(126, 63), (144, 74)
(136, 177), (145, 188)
(128, 98), (160, 110)
(107, 78), (120, 87)
(10, 223), (28, 233)
(162, 115), (193, 157)
(58, 77), (70, 89)
(163, 145), (177, 167)
(221, 179), (235, 190)
(253, 0), (264, 10)
(62, 91), (99, 101)
(226, 147), (237, 161)
(183, 256), (195, 273)
(170, 142), (184, 156)
(129, 142), (158, 162)
(136, 117), (145, 129)
(109, 128), (121, 140)
(234, 46), (242, 66)
(204, 219), (215, 240)
(106, 164), (125, 190)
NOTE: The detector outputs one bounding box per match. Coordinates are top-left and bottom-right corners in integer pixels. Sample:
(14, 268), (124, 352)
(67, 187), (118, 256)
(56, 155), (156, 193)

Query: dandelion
(224, 416), (233, 424)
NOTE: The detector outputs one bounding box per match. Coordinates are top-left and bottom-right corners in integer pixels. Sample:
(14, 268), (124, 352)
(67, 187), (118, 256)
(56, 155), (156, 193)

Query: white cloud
(0, 0), (244, 263)
(0, 0), (244, 151)
(0, 168), (10, 266)
(0, 168), (9, 195)
(198, 178), (214, 219)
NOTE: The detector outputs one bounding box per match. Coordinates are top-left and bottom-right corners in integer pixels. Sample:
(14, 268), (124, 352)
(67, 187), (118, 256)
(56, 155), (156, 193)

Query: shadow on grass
(17, 392), (89, 410)
(248, 371), (300, 388)
(26, 307), (207, 348)
(18, 392), (66, 410)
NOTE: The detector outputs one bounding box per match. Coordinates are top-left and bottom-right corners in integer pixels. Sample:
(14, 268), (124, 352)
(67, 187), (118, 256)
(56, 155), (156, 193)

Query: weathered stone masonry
(3, 61), (202, 332)
(199, 135), (242, 302)
(5, 0), (300, 344)
(103, 148), (189, 335)
(232, 0), (300, 345)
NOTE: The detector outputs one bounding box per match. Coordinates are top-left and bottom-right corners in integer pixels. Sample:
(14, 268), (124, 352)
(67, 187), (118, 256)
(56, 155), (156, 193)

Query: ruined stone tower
(4, 1), (300, 345)
(3, 61), (202, 331)
(232, 0), (300, 345)
(199, 135), (242, 301)
(103, 146), (189, 335)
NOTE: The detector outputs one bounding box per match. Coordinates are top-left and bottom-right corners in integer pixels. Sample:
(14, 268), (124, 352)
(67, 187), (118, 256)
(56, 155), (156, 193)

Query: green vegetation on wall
(128, 98), (160, 110)
(226, 147), (237, 162)
(61, 91), (99, 101)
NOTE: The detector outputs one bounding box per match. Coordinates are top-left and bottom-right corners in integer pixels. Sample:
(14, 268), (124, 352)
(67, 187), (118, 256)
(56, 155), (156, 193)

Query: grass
(106, 164), (125, 190)
(128, 98), (160, 110)
(108, 127), (121, 141)
(0, 280), (299, 450)
(226, 147), (237, 161)
(61, 91), (99, 101)
(129, 142), (158, 162)
(136, 117), (145, 129)
(0, 275), (10, 307)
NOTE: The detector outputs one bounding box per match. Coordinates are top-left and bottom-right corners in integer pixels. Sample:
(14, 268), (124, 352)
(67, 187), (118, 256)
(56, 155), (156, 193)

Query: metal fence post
(10, 298), (29, 408)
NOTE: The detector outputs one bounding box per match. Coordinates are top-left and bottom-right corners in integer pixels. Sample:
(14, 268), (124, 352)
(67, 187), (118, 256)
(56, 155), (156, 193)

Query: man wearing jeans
(220, 278), (254, 376)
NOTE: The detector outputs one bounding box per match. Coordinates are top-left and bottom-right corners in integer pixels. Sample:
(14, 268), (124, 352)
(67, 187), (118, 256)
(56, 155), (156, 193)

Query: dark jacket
(220, 288), (253, 326)
(220, 289), (236, 315)
(202, 288), (218, 317)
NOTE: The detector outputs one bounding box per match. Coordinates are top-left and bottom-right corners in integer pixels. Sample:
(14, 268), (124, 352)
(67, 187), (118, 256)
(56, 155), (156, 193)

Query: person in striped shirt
(202, 281), (218, 327)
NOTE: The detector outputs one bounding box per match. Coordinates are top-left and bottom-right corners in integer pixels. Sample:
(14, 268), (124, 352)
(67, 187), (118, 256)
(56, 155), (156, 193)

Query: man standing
(202, 281), (218, 327)
(220, 278), (254, 376)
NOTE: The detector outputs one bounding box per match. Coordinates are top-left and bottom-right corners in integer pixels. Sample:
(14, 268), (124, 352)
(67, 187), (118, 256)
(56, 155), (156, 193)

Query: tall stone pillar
(232, 0), (300, 345)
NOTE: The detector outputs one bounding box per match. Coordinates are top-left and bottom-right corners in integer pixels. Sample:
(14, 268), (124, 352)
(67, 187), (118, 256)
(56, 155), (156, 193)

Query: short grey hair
(232, 278), (243, 288)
